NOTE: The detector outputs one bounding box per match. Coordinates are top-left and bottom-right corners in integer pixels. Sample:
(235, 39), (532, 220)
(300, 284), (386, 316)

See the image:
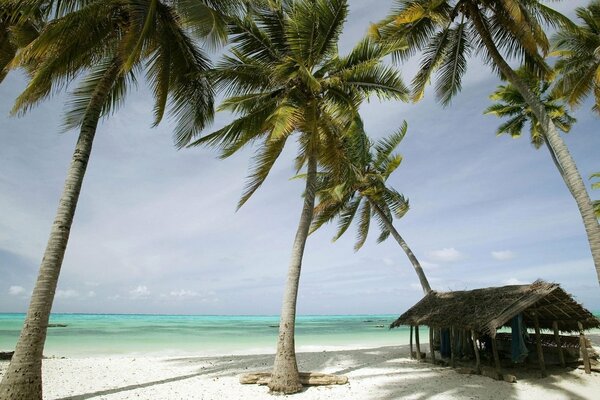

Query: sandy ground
(1, 343), (599, 400)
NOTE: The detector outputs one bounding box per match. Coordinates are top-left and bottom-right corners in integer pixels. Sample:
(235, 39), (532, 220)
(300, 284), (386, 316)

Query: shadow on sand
(54, 340), (597, 400)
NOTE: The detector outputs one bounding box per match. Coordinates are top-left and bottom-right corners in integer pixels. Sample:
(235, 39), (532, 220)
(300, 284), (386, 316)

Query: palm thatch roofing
(390, 280), (599, 335)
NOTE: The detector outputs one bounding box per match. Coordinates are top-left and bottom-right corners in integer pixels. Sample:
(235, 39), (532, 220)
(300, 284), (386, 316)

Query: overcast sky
(1, 0), (598, 316)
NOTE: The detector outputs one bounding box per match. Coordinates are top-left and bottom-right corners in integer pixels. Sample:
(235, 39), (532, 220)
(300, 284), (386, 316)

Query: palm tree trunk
(0, 61), (120, 400)
(268, 151), (318, 394)
(470, 6), (600, 285)
(370, 201), (432, 294)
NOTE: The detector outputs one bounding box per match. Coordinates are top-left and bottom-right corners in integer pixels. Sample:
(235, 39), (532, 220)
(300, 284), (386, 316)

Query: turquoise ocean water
(0, 314), (413, 357)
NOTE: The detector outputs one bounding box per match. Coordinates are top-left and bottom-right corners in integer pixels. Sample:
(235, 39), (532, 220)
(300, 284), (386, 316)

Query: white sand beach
(2, 343), (599, 400)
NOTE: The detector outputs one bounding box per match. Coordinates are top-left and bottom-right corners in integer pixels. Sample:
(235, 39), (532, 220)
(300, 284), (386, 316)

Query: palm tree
(189, 0), (407, 392)
(0, 1), (234, 398)
(311, 120), (432, 294)
(553, 0), (600, 114)
(375, 0), (600, 285)
(484, 69), (576, 183)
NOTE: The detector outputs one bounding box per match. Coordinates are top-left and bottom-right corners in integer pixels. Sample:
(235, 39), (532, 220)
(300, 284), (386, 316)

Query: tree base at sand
(240, 372), (349, 388)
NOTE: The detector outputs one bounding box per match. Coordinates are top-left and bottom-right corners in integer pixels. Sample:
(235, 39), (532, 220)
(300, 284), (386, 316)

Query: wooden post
(578, 321), (591, 374)
(533, 311), (547, 378)
(552, 321), (565, 368)
(429, 327), (436, 363)
(491, 333), (501, 376)
(415, 325), (422, 361)
(471, 330), (480, 373)
(409, 325), (414, 359)
(450, 327), (456, 368)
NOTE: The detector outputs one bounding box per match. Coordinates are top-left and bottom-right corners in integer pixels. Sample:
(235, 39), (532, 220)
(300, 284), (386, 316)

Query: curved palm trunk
(0, 62), (119, 400)
(470, 7), (600, 285)
(268, 152), (317, 394)
(370, 201), (432, 294)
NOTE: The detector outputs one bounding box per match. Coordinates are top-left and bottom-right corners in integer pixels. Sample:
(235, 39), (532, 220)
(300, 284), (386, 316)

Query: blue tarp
(511, 313), (529, 363)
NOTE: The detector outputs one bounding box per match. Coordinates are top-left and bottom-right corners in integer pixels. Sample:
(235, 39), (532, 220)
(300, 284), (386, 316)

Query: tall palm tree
(375, 0), (600, 285)
(311, 120), (432, 294)
(484, 69), (576, 183)
(553, 0), (600, 114)
(0, 1), (234, 398)
(189, 0), (407, 392)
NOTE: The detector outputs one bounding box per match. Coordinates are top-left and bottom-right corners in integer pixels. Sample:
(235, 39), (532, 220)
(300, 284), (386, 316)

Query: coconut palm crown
(190, 0), (408, 393)
(311, 120), (433, 294)
(553, 0), (600, 114)
(484, 69), (576, 149)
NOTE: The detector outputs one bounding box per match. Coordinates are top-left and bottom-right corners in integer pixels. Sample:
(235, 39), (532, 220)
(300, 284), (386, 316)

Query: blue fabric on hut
(511, 313), (529, 363)
(440, 328), (451, 357)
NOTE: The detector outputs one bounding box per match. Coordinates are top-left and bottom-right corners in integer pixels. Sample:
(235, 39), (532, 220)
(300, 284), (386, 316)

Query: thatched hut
(390, 280), (599, 377)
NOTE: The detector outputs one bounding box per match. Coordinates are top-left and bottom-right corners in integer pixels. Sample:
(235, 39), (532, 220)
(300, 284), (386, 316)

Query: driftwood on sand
(240, 372), (348, 386)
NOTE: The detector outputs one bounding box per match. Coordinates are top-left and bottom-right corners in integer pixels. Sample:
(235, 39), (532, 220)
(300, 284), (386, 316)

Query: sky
(0, 0), (598, 316)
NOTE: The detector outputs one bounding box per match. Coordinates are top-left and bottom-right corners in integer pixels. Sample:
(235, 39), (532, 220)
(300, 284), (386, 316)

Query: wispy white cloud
(8, 285), (25, 296)
(129, 285), (150, 299)
(56, 289), (79, 299)
(168, 289), (199, 298)
(492, 250), (515, 261)
(428, 248), (463, 263)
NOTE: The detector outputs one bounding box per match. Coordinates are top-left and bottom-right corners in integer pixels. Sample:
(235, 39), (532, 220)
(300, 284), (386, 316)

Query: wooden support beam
(553, 321), (565, 368)
(429, 327), (436, 363)
(415, 325), (422, 361)
(578, 321), (591, 374)
(533, 311), (547, 377)
(450, 327), (456, 368)
(491, 333), (501, 377)
(409, 325), (414, 360)
(471, 330), (480, 373)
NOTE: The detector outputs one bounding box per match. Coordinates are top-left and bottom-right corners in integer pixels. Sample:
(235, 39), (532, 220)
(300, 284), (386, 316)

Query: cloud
(168, 289), (199, 298)
(87, 291), (96, 298)
(491, 250), (515, 261)
(504, 278), (527, 285)
(428, 248), (463, 263)
(56, 289), (79, 299)
(8, 285), (25, 296)
(129, 285), (150, 299)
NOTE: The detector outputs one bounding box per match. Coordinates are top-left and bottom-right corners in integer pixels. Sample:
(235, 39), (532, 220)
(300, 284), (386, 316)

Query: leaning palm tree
(189, 0), (407, 392)
(375, 0), (600, 285)
(553, 0), (600, 114)
(311, 120), (432, 294)
(484, 68), (576, 180)
(0, 1), (235, 398)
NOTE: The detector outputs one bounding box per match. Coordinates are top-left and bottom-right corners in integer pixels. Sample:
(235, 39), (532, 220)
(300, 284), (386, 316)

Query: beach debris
(240, 372), (348, 386)
(0, 351), (14, 360)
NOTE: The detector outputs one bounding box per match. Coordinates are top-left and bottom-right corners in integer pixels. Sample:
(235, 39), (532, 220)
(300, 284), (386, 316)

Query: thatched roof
(390, 280), (599, 335)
